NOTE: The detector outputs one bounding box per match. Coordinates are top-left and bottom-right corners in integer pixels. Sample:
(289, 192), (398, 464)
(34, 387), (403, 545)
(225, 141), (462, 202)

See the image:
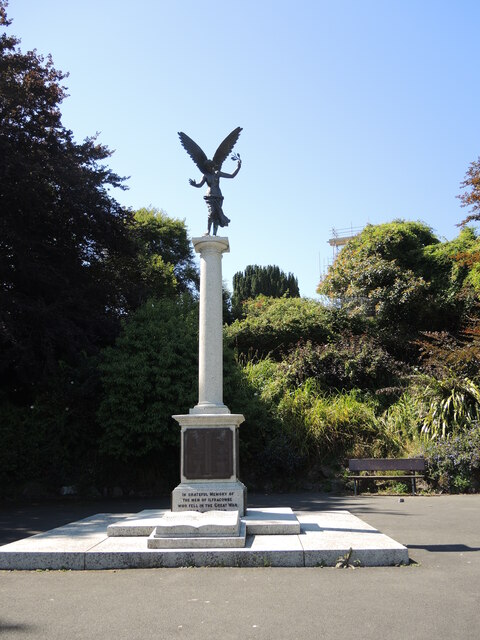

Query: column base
(171, 481), (247, 516)
(190, 402), (230, 415)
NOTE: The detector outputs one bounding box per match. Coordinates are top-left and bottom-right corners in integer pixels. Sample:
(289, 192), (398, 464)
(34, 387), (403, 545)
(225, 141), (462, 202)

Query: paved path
(1, 493), (479, 639)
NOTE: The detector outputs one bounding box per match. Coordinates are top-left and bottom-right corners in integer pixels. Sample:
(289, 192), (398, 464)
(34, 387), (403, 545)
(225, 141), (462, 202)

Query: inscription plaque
(184, 428), (233, 479)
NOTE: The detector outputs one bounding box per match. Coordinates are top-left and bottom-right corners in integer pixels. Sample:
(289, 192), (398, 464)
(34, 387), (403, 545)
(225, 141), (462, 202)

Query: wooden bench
(348, 458), (425, 495)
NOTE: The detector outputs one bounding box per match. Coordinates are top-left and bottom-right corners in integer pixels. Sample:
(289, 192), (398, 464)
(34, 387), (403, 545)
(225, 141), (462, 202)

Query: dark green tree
(318, 221), (467, 350)
(0, 3), (133, 396)
(118, 207), (198, 308)
(98, 296), (198, 488)
(232, 264), (299, 318)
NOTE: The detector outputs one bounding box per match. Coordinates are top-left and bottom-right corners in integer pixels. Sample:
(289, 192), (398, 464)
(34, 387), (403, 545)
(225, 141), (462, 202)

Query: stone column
(171, 235), (246, 515)
(191, 236), (229, 415)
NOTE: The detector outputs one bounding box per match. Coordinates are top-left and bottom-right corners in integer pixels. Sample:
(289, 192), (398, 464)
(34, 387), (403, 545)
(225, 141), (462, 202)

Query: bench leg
(411, 475), (416, 496)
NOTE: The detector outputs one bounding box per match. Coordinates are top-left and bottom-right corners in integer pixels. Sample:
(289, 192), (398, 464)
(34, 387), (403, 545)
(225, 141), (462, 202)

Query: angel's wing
(212, 127), (242, 169)
(178, 131), (208, 174)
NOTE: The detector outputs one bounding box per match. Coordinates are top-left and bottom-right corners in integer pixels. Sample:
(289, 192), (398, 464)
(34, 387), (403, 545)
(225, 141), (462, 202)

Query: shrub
(223, 354), (308, 488)
(280, 335), (407, 393)
(423, 423), (480, 492)
(98, 296), (197, 467)
(225, 296), (358, 360)
(378, 391), (422, 444)
(277, 383), (396, 460)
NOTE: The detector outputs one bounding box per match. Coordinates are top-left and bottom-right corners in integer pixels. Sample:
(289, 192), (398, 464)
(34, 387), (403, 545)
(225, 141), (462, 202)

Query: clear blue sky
(8, 0), (480, 298)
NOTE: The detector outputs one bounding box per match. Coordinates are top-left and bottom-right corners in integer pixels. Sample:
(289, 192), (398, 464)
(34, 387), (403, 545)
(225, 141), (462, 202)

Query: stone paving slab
(107, 509), (168, 536)
(85, 529), (303, 568)
(108, 506), (301, 537)
(298, 512), (409, 567)
(242, 507), (301, 534)
(148, 522), (247, 549)
(0, 513), (132, 570)
(0, 509), (409, 569)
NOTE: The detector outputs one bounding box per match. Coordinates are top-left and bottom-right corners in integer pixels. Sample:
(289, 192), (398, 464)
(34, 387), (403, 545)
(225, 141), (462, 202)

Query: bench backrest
(349, 458), (425, 472)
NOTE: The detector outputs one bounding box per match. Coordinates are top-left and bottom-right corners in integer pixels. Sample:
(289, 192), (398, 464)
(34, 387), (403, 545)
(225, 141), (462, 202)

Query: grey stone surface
(107, 509), (168, 537)
(0, 508), (408, 569)
(172, 481), (246, 514)
(189, 236), (230, 412)
(148, 522), (246, 549)
(0, 513), (129, 570)
(173, 413), (245, 485)
(86, 528), (302, 568)
(299, 512), (409, 566)
(243, 507), (300, 535)
(107, 507), (299, 537)
(153, 509), (240, 537)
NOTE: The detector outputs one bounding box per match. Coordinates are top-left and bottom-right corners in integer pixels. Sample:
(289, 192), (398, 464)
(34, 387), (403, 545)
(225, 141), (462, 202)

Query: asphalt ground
(1, 493), (479, 639)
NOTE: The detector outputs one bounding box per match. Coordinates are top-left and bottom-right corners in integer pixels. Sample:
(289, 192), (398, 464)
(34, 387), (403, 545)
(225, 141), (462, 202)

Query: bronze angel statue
(178, 127), (242, 235)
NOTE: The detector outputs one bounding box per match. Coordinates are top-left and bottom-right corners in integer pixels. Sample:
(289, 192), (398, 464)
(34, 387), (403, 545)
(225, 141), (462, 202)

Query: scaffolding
(328, 225), (363, 258)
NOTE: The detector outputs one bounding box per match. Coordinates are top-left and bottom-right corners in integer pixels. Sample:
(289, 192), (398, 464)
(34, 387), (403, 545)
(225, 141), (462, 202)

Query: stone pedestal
(171, 236), (246, 515)
(147, 510), (246, 549)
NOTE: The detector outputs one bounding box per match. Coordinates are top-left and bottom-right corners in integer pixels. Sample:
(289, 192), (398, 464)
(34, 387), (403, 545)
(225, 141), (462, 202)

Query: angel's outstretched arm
(219, 159), (242, 179)
(189, 176), (206, 188)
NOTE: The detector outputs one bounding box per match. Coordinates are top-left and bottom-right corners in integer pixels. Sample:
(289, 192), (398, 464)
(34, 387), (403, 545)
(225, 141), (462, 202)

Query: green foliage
(277, 383), (394, 459)
(122, 208), (198, 307)
(417, 375), (480, 440)
(378, 392), (422, 443)
(318, 221), (467, 348)
(232, 264), (300, 318)
(0, 393), (30, 495)
(423, 423), (480, 492)
(425, 227), (480, 312)
(279, 335), (406, 393)
(225, 296), (355, 360)
(223, 353), (307, 488)
(415, 327), (480, 382)
(98, 297), (198, 463)
(242, 358), (399, 466)
(0, 7), (133, 393)
(0, 356), (101, 496)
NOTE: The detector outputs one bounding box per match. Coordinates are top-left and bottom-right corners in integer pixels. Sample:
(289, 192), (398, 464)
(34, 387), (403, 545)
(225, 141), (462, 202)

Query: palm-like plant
(420, 376), (480, 439)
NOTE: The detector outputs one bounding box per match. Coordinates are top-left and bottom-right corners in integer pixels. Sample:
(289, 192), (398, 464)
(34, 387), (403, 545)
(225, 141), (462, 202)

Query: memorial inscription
(184, 428), (233, 479)
(176, 489), (241, 511)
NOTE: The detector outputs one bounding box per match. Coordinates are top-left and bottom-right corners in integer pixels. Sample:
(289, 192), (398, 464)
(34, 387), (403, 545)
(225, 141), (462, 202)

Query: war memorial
(0, 129), (408, 569)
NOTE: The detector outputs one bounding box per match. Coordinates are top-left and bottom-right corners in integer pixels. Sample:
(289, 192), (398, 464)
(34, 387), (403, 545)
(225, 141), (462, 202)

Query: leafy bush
(98, 297), (197, 468)
(318, 221), (472, 353)
(280, 335), (406, 393)
(224, 353), (308, 489)
(415, 328), (480, 382)
(277, 383), (396, 460)
(0, 356), (102, 496)
(423, 423), (480, 492)
(378, 391), (422, 443)
(225, 296), (359, 360)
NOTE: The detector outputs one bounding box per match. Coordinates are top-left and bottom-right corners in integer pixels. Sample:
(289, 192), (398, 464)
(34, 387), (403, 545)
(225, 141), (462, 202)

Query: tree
(0, 4), (133, 396)
(118, 207), (198, 309)
(318, 221), (466, 347)
(232, 264), (299, 318)
(98, 297), (198, 486)
(458, 157), (480, 226)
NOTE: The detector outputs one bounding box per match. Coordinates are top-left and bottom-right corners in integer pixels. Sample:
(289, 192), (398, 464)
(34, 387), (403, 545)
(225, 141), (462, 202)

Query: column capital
(192, 236), (230, 255)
